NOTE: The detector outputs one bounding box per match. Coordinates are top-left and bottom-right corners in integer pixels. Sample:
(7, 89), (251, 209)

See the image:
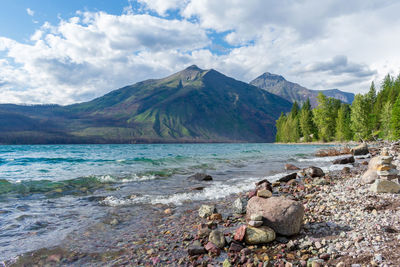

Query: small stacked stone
(248, 214), (263, 227)
(376, 148), (399, 181)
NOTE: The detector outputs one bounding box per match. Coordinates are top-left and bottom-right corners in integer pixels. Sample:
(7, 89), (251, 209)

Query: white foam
(101, 172), (288, 207)
(354, 154), (371, 159)
(96, 174), (157, 183)
(322, 164), (353, 172)
(297, 155), (346, 163)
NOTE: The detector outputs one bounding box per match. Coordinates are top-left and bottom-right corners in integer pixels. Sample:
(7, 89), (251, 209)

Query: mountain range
(0, 66), (293, 144)
(250, 72), (355, 107)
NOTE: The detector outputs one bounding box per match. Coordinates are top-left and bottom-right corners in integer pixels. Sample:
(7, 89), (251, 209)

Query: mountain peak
(260, 72), (286, 81)
(185, 65), (202, 71)
(164, 65), (207, 85)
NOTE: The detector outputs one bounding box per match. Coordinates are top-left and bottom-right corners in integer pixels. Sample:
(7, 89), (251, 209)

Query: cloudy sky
(0, 0), (399, 104)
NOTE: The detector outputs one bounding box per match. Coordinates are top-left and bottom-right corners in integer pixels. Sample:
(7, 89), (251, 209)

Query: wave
(0, 172), (159, 198)
(115, 155), (191, 166)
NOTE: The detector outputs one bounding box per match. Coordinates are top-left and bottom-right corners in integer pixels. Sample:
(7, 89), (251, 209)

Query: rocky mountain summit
(250, 72), (355, 107)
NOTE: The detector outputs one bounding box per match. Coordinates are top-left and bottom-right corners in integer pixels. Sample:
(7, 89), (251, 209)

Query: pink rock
(246, 196), (304, 236)
(234, 225), (246, 242)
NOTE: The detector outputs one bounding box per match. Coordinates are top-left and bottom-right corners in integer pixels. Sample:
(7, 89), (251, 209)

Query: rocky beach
(4, 142), (400, 267)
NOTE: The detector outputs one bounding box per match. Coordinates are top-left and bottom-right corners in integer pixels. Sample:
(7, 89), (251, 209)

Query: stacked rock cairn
(376, 148), (399, 180)
(370, 148), (400, 193)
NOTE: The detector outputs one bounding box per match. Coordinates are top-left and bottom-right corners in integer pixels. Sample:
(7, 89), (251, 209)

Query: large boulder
(333, 156), (355, 165)
(246, 196), (304, 236)
(361, 169), (378, 184)
(370, 179), (400, 193)
(244, 226), (275, 245)
(352, 143), (369, 156)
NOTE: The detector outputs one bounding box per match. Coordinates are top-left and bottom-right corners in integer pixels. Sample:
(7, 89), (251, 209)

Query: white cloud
(1, 1), (400, 104)
(26, 8), (35, 16)
(0, 11), (209, 104)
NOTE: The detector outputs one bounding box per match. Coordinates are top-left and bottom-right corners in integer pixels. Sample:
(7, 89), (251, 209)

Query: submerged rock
(246, 196), (304, 236)
(233, 197), (247, 214)
(188, 173), (213, 181)
(198, 205), (216, 218)
(370, 179), (400, 193)
(244, 226), (275, 244)
(285, 164), (300, 170)
(352, 143), (369, 156)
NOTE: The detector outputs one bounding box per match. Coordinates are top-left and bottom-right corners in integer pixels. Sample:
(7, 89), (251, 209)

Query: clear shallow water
(0, 143), (342, 261)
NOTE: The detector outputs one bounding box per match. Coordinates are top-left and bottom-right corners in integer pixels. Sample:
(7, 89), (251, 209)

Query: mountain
(250, 72), (355, 107)
(0, 66), (292, 144)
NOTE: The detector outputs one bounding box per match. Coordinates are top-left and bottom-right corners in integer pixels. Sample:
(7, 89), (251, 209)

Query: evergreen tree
(290, 101), (300, 118)
(391, 95), (400, 139)
(335, 104), (352, 141)
(366, 81), (377, 131)
(351, 94), (370, 140)
(380, 101), (392, 139)
(275, 112), (287, 142)
(313, 93), (340, 142)
(299, 98), (316, 142)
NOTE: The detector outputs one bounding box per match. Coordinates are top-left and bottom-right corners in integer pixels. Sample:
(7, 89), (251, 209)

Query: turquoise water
(0, 143), (338, 261)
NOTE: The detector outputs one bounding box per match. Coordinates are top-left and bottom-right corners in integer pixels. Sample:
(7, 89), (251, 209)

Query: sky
(0, 0), (400, 104)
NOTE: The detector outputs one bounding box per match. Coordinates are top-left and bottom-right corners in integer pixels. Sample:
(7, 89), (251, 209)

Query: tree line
(275, 73), (400, 142)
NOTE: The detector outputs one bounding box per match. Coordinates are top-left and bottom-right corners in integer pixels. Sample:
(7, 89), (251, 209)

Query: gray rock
(352, 143), (369, 156)
(361, 169), (378, 184)
(209, 230), (226, 248)
(244, 226), (275, 244)
(250, 214), (262, 221)
(198, 205), (216, 218)
(233, 197), (247, 214)
(246, 196), (304, 236)
(370, 179), (400, 193)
